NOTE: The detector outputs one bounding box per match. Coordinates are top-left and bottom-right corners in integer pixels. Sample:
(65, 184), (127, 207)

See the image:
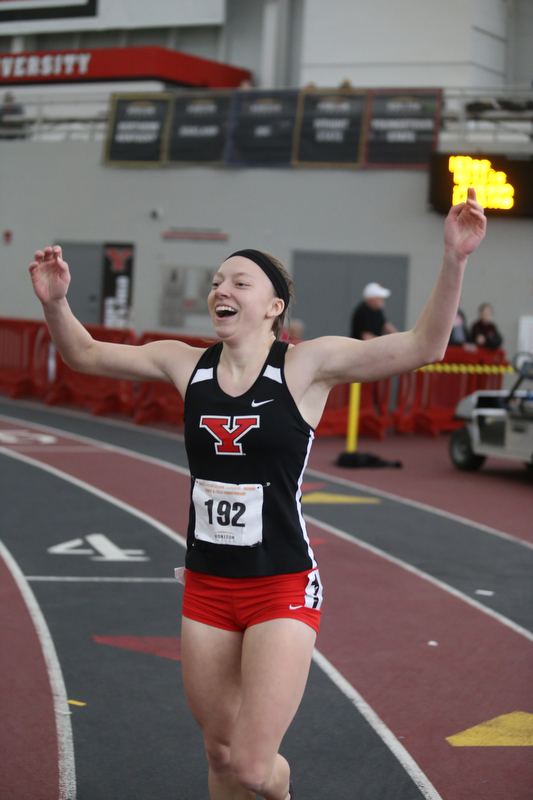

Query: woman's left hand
(444, 187), (487, 260)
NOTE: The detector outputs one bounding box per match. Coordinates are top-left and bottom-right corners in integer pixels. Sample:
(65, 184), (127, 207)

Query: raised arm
(288, 188), (487, 389)
(29, 246), (202, 395)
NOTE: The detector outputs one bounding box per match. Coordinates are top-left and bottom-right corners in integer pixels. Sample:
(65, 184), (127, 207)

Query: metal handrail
(0, 86), (531, 149)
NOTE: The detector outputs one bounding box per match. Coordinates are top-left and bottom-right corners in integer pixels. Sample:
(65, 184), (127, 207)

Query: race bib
(192, 478), (263, 547)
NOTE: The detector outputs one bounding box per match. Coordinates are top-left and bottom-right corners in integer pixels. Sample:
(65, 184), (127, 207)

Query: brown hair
(259, 251), (295, 339)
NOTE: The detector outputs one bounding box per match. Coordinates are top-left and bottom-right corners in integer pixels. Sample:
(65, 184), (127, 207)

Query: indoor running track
(0, 398), (532, 800)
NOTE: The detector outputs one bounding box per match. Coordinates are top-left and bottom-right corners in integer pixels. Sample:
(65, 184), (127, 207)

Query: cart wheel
(449, 428), (486, 471)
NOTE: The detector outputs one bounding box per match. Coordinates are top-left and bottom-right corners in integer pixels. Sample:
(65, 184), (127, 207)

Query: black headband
(225, 249), (290, 310)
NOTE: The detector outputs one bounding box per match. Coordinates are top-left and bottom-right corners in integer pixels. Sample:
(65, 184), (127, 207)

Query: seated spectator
(470, 303), (503, 350)
(449, 309), (477, 351)
(449, 309), (469, 345)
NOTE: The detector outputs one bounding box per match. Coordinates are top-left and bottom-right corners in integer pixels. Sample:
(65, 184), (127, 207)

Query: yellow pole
(345, 382), (361, 453)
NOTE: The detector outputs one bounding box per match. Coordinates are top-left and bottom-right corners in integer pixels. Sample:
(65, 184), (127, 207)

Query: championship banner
(293, 89), (367, 167)
(105, 94), (171, 166)
(364, 89), (441, 168)
(226, 90), (299, 167)
(102, 243), (134, 328)
(167, 90), (234, 164)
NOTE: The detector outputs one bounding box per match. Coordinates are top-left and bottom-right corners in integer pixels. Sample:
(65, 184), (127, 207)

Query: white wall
(509, 0), (533, 85)
(0, 139), (531, 356)
(223, 0), (264, 83)
(299, 0), (509, 89)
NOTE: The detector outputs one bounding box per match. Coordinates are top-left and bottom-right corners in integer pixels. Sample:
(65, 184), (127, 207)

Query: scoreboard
(429, 153), (533, 217)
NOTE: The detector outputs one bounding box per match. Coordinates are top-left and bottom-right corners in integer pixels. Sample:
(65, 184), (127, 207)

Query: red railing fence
(0, 318), (50, 398)
(46, 325), (137, 415)
(0, 317), (510, 436)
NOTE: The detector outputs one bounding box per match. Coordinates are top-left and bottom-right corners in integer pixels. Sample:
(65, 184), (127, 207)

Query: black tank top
(183, 340), (317, 577)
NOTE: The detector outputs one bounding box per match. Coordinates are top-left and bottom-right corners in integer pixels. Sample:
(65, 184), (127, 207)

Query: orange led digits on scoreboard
(449, 155), (514, 210)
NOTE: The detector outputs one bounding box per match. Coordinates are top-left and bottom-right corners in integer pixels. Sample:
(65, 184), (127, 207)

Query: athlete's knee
(204, 737), (232, 774)
(231, 751), (272, 795)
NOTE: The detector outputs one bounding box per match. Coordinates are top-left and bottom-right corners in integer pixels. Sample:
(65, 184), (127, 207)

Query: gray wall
(1, 139), (532, 356)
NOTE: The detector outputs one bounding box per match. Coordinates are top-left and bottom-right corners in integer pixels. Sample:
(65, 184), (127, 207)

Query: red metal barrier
(0, 317), (50, 398)
(392, 346), (508, 437)
(315, 379), (393, 439)
(0, 317), (510, 438)
(134, 332), (218, 425)
(46, 325), (137, 415)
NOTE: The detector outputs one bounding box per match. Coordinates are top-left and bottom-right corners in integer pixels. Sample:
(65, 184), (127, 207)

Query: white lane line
(0, 447), (188, 549)
(306, 466), (533, 552)
(312, 649), (443, 800)
(304, 513), (533, 644)
(0, 414), (190, 477)
(0, 397), (186, 441)
(0, 540), (76, 800)
(1, 446), (441, 799)
(1, 417), (530, 635)
(2, 411), (530, 553)
(1, 417), (530, 633)
(26, 576), (178, 582)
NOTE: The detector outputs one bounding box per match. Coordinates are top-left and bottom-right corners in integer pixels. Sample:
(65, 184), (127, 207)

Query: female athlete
(29, 188), (486, 800)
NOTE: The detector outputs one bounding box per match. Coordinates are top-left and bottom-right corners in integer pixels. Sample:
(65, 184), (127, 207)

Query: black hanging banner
(293, 90), (368, 167)
(167, 91), (234, 163)
(364, 89), (441, 168)
(226, 90), (299, 167)
(105, 94), (171, 166)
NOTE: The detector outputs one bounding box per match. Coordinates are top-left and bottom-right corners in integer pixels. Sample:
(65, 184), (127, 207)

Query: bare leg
(181, 616), (315, 800)
(231, 618), (316, 800)
(181, 617), (254, 800)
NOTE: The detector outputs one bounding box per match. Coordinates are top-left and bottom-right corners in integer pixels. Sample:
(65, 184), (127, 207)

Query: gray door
(55, 242), (104, 325)
(292, 251), (409, 340)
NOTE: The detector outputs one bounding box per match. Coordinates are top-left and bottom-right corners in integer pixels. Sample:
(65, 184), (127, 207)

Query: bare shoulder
(140, 338), (207, 395)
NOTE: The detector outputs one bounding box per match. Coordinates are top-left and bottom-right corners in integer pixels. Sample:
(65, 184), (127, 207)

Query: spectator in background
(288, 318), (305, 343)
(351, 282), (397, 340)
(448, 309), (469, 346)
(448, 309), (477, 351)
(470, 302), (503, 350)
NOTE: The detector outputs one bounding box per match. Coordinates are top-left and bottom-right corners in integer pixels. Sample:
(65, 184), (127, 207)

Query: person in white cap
(350, 282), (398, 340)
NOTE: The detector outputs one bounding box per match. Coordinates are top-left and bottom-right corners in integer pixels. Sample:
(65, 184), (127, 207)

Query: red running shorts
(182, 568), (322, 634)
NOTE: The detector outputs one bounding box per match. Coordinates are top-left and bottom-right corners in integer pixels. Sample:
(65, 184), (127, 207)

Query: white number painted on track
(48, 534), (149, 562)
(0, 428), (57, 444)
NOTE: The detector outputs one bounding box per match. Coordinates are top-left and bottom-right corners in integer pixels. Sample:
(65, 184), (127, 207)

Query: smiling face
(208, 256), (284, 340)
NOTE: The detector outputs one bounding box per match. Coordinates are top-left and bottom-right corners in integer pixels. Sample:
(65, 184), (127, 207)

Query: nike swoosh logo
(251, 399), (274, 407)
(289, 604), (303, 610)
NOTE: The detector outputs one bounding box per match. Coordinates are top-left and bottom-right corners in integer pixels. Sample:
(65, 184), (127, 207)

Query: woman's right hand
(29, 246), (71, 304)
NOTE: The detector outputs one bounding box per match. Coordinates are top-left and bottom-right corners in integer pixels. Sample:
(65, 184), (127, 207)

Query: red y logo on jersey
(200, 415), (260, 455)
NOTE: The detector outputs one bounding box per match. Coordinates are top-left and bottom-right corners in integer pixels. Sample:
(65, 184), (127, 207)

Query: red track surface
(1, 419), (532, 799)
(0, 556), (59, 799)
(309, 433), (533, 544)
